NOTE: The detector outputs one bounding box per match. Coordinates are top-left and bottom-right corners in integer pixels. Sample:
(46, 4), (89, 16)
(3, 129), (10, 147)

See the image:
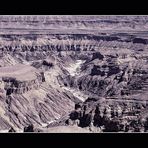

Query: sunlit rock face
(0, 15), (148, 132)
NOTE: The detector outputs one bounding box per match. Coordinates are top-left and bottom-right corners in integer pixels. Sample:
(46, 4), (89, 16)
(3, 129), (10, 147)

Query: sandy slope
(45, 125), (92, 133)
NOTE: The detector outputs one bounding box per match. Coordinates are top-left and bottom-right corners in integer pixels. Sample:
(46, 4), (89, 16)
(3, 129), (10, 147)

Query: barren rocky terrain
(0, 15), (148, 133)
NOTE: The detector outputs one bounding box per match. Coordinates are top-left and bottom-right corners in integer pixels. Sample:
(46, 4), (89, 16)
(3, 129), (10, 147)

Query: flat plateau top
(0, 29), (147, 35)
(0, 64), (38, 81)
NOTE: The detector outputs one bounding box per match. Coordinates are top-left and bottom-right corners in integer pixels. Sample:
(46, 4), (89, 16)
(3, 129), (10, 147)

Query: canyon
(0, 15), (148, 132)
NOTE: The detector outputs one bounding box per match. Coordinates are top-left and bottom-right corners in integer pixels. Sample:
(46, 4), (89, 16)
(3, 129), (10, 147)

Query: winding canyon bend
(0, 15), (148, 132)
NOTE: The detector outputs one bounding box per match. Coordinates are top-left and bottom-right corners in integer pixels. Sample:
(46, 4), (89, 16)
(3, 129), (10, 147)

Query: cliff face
(0, 34), (148, 52)
(63, 97), (148, 132)
(0, 63), (79, 130)
(0, 38), (82, 130)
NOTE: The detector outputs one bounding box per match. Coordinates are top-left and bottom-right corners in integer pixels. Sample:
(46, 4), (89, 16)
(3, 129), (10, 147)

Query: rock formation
(0, 15), (148, 132)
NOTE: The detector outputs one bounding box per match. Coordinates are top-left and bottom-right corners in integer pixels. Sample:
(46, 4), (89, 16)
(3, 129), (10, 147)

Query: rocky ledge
(0, 64), (45, 95)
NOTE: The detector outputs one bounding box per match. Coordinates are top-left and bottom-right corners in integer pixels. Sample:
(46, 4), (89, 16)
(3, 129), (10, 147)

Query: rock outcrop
(0, 65), (45, 95)
(65, 98), (148, 132)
